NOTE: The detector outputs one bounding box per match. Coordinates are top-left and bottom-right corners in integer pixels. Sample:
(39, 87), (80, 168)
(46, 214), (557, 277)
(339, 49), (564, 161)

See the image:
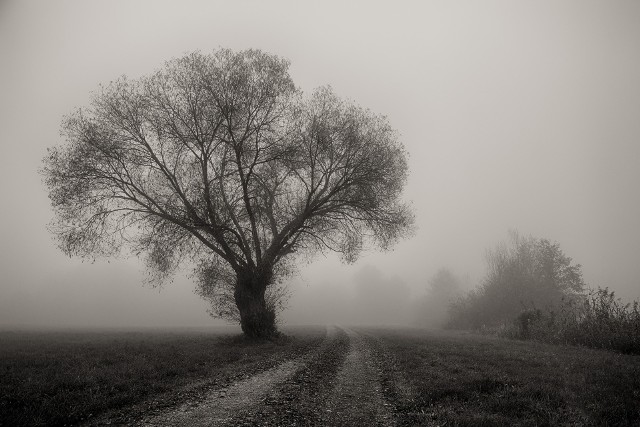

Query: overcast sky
(1, 0), (639, 328)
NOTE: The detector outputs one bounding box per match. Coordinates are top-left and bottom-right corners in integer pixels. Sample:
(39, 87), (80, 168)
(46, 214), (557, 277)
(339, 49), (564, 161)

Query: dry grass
(4, 325), (639, 426)
(508, 288), (640, 354)
(366, 327), (640, 426)
(0, 326), (324, 426)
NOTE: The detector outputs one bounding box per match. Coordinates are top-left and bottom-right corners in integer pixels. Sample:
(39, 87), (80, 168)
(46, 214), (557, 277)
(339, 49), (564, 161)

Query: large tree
(42, 49), (413, 338)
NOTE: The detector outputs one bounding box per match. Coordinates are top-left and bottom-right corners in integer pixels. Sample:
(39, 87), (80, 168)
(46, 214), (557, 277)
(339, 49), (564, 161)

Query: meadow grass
(368, 327), (640, 426)
(4, 325), (638, 426)
(0, 326), (324, 426)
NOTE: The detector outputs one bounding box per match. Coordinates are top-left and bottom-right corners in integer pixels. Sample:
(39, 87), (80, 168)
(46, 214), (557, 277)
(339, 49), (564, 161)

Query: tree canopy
(42, 49), (413, 337)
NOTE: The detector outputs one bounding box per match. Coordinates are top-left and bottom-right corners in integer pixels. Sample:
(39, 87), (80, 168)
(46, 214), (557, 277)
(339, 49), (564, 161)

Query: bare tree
(42, 49), (413, 338)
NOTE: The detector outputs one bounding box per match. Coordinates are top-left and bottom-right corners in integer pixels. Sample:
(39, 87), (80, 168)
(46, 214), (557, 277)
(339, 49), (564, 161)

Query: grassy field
(366, 328), (640, 426)
(2, 326), (639, 426)
(0, 326), (325, 426)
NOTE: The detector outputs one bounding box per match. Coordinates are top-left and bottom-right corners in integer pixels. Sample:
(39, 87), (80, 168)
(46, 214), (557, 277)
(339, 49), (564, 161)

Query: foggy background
(1, 0), (639, 328)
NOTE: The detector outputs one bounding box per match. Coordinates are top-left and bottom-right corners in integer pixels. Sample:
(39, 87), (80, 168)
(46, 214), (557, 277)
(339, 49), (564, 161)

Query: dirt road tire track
(132, 328), (337, 427)
(89, 326), (399, 426)
(238, 326), (350, 426)
(248, 326), (397, 426)
(138, 358), (305, 426)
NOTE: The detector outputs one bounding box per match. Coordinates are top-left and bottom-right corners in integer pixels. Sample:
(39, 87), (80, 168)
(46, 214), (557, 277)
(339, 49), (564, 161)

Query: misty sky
(1, 0), (639, 328)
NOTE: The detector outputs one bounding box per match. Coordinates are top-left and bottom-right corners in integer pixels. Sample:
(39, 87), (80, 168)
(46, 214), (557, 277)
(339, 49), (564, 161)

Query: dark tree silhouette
(42, 49), (413, 338)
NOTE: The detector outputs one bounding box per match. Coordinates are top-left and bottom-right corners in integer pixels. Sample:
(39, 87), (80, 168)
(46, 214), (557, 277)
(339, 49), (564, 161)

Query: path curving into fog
(124, 326), (397, 426)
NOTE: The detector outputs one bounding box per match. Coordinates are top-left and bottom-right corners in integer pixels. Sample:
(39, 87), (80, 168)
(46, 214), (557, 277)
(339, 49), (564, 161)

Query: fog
(1, 1), (639, 328)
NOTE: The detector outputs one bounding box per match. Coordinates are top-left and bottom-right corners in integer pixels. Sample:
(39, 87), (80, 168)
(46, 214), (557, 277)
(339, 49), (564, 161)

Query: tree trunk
(234, 267), (278, 339)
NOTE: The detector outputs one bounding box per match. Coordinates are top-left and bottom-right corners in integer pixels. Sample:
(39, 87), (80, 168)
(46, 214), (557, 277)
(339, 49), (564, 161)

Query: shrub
(446, 232), (586, 330)
(508, 288), (640, 354)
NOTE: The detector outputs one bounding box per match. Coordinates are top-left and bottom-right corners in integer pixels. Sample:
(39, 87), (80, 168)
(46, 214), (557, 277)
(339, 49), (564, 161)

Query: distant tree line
(417, 231), (640, 354)
(447, 231), (585, 330)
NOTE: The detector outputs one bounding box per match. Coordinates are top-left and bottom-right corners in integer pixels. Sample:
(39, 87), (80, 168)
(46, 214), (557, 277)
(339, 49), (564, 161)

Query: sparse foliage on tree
(42, 49), (413, 338)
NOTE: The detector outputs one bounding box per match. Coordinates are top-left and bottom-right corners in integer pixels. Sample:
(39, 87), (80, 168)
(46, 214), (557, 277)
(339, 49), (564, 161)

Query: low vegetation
(368, 327), (640, 426)
(2, 325), (638, 425)
(0, 327), (324, 426)
(447, 231), (586, 331)
(507, 287), (640, 354)
(442, 231), (640, 354)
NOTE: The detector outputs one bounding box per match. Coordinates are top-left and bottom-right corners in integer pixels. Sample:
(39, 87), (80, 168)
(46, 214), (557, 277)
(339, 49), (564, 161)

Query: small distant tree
(448, 231), (586, 329)
(353, 265), (412, 325)
(414, 268), (462, 328)
(42, 49), (414, 339)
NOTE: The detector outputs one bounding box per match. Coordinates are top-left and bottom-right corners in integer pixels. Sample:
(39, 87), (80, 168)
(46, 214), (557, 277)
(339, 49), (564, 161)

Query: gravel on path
(139, 358), (306, 426)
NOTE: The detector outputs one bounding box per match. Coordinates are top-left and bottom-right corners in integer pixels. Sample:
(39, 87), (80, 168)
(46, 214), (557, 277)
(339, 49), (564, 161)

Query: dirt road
(130, 326), (396, 426)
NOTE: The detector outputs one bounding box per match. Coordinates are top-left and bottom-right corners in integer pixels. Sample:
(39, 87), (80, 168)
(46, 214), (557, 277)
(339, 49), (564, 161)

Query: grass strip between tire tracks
(236, 327), (350, 426)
